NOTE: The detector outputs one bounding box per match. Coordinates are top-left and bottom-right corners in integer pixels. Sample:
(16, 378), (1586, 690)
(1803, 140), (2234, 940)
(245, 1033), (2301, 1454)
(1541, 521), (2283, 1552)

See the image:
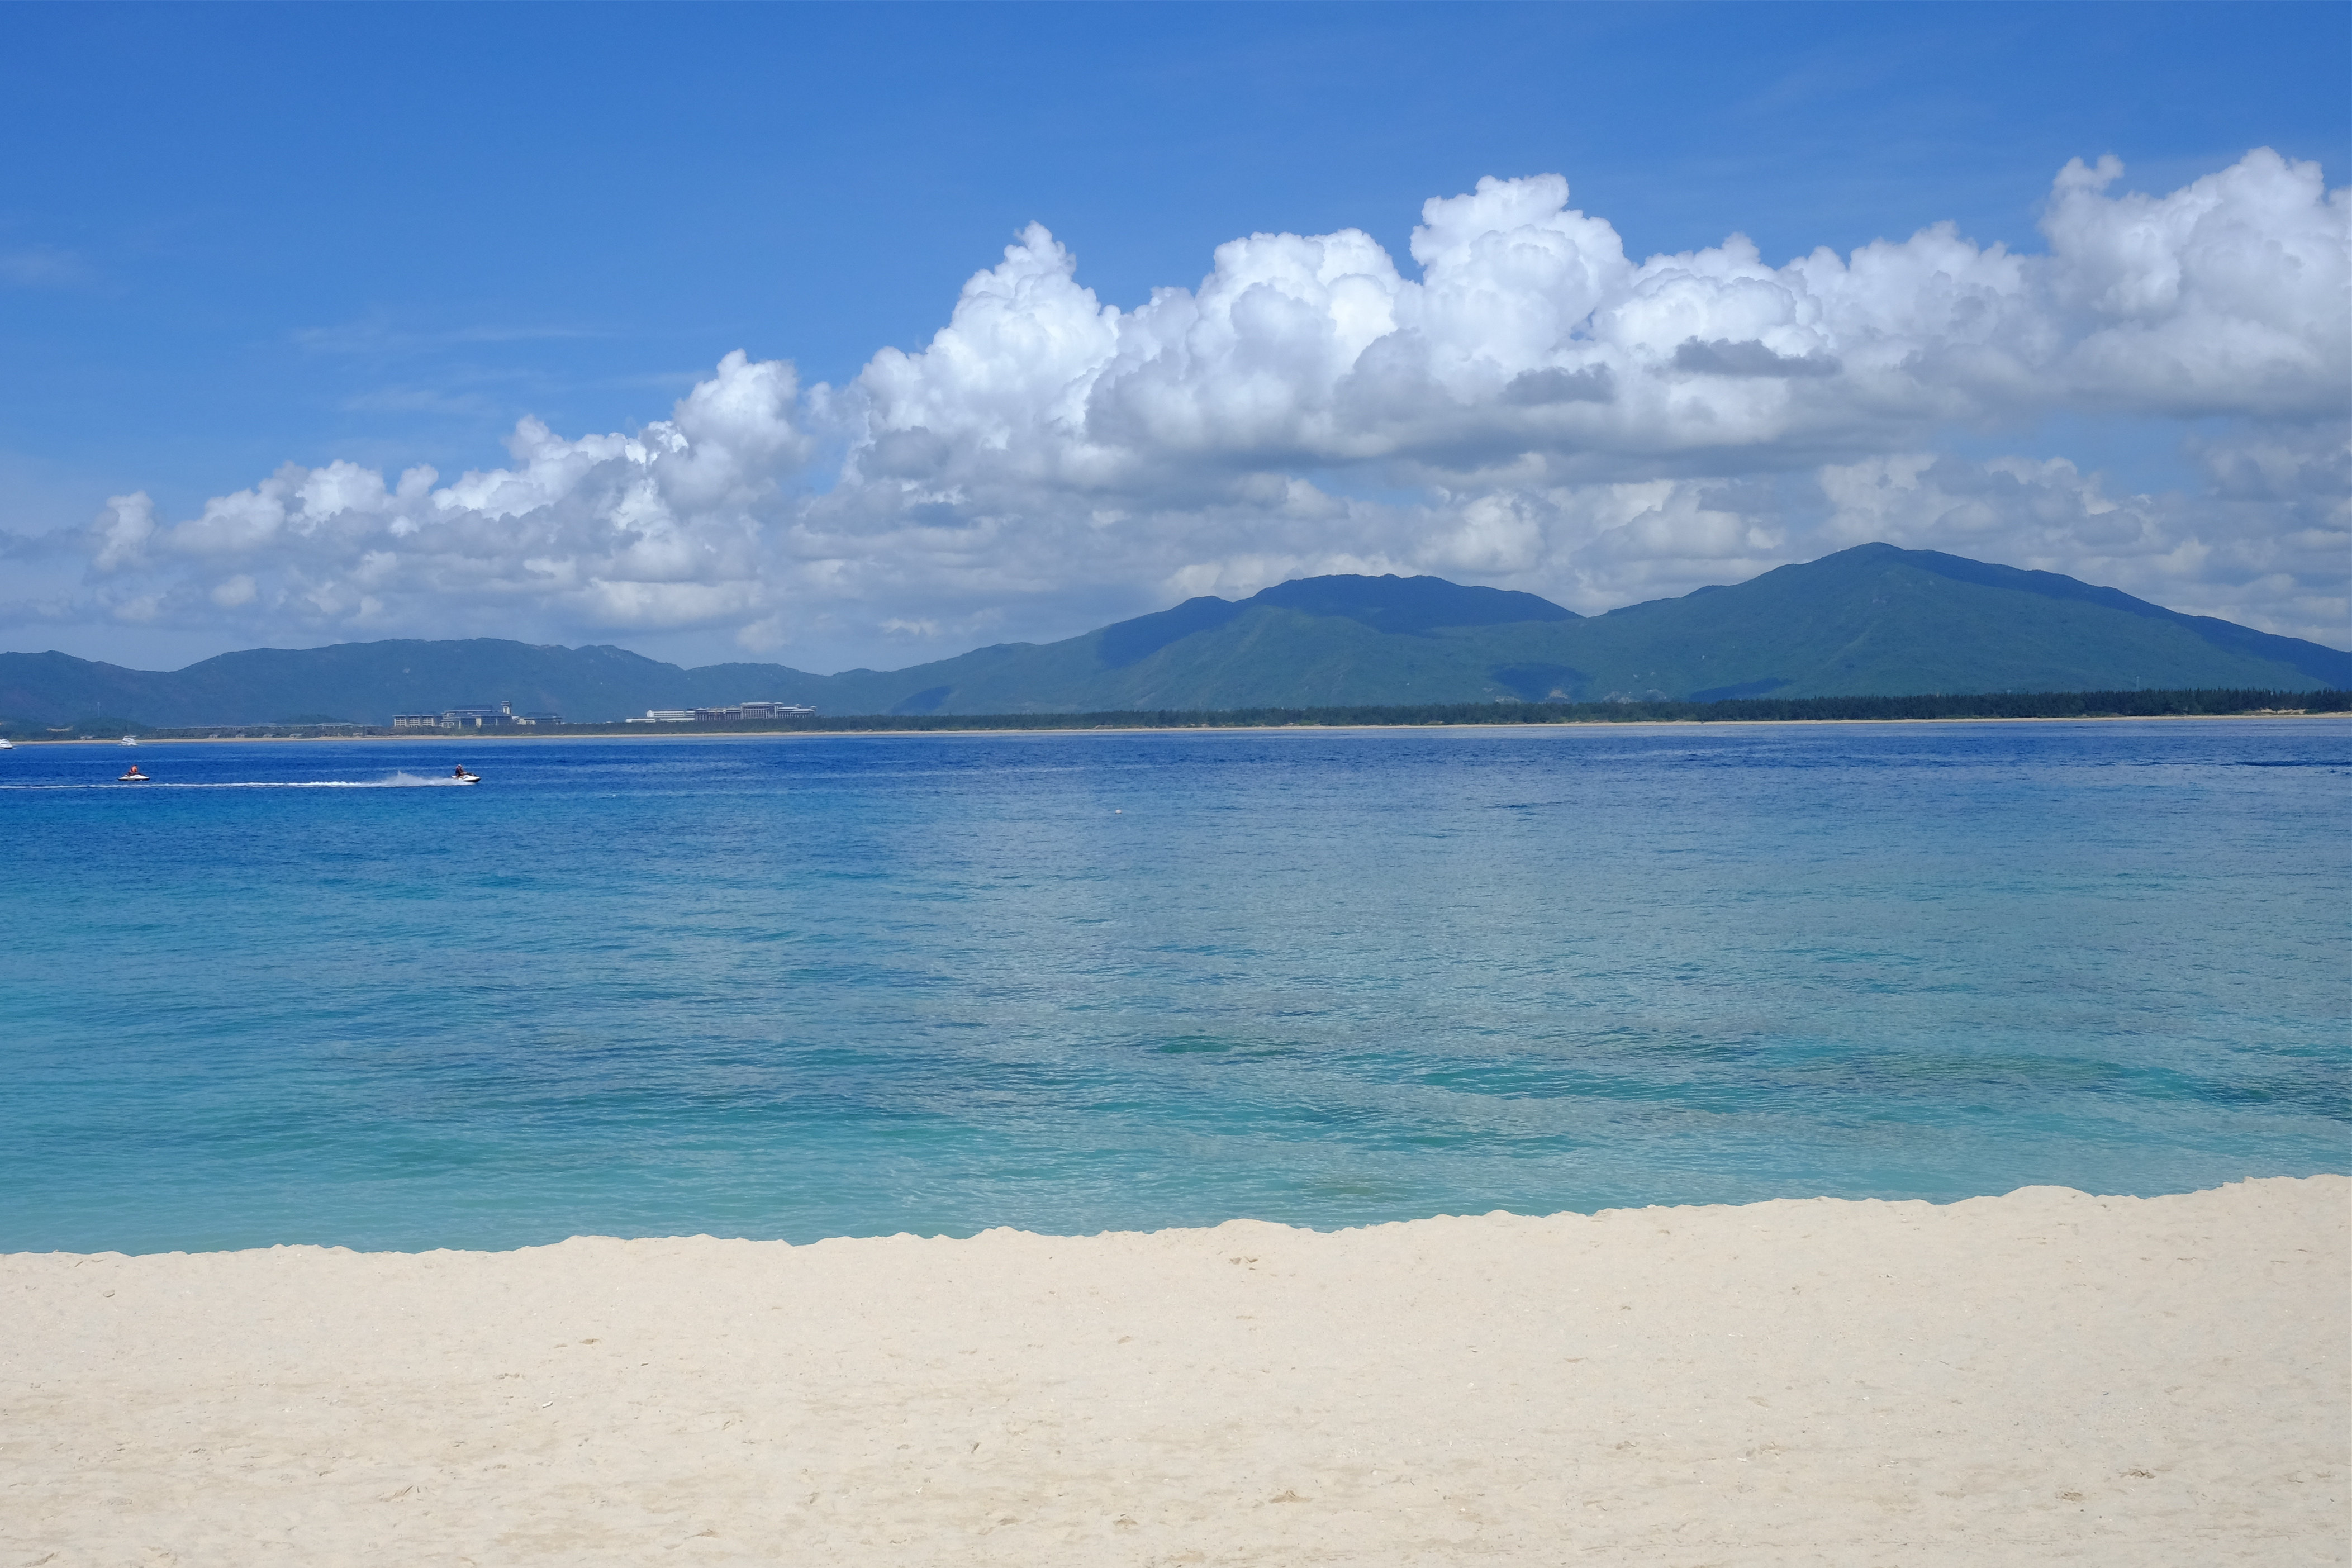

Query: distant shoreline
(14, 708), (2347, 744)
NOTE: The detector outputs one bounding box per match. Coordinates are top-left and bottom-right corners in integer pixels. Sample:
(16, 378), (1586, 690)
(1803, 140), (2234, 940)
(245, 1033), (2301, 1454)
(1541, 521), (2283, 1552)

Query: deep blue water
(2, 721), (2345, 1253)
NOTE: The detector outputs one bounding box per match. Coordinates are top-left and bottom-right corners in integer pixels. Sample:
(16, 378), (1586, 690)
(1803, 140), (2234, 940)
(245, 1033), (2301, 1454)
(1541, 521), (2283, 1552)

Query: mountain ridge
(2, 544), (2344, 728)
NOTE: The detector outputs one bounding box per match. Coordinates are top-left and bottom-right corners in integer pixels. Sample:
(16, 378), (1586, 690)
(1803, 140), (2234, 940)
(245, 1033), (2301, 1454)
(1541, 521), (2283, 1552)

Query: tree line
(9, 687), (2342, 740)
(542, 687), (2351, 734)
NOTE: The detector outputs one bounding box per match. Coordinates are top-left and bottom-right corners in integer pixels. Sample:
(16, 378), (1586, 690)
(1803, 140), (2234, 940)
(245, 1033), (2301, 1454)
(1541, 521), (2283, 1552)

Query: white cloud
(58, 350), (816, 645)
(27, 150), (2350, 666)
(90, 492), (156, 571)
(2044, 151), (2349, 416)
(852, 150), (2343, 489)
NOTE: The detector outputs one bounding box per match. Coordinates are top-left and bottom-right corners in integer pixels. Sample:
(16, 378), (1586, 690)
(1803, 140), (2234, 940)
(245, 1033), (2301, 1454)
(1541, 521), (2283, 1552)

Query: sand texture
(4, 1177), (2345, 1566)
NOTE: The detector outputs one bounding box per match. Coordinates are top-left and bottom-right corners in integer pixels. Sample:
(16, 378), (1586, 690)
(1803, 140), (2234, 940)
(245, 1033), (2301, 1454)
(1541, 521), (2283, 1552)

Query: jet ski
(119, 764), (150, 782)
(451, 767), (481, 785)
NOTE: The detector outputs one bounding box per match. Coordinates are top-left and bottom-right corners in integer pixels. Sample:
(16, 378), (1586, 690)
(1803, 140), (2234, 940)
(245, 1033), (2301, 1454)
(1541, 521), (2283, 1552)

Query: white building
(625, 702), (815, 723)
(393, 701), (563, 731)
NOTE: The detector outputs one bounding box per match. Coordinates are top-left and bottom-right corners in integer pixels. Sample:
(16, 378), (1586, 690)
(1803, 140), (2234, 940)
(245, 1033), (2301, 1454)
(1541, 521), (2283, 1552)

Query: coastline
(13, 707), (2350, 745)
(7, 1176), (2344, 1565)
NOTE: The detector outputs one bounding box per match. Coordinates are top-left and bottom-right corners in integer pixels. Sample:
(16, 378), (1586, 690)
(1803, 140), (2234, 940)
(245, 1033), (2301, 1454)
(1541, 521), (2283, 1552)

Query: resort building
(393, 702), (565, 731)
(624, 701), (817, 723)
(695, 701), (818, 721)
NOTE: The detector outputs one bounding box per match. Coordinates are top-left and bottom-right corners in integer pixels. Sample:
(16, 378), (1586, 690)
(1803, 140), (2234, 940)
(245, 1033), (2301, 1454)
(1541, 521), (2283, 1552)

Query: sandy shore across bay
(5, 1176), (2344, 1566)
(14, 708), (2348, 746)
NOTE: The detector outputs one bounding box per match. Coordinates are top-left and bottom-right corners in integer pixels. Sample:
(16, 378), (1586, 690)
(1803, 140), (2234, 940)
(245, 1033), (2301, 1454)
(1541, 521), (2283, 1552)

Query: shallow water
(3, 720), (2345, 1252)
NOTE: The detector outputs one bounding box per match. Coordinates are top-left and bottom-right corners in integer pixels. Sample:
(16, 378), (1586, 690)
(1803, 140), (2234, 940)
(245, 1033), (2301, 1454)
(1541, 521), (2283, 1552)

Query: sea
(2, 720), (2345, 1255)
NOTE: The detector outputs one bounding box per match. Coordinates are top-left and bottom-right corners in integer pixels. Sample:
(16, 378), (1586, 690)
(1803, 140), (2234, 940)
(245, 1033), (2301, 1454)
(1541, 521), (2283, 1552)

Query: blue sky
(4, 2), (2346, 669)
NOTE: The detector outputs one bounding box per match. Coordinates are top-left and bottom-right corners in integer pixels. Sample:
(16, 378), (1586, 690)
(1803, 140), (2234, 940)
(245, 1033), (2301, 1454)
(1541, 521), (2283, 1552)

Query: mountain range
(3, 544), (2344, 729)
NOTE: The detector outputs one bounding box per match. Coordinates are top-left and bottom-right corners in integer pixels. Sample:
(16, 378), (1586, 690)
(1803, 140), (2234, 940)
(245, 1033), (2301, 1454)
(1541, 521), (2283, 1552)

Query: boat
(452, 767), (481, 785)
(0, 737), (13, 750)
(119, 764), (150, 782)
(120, 735), (138, 747)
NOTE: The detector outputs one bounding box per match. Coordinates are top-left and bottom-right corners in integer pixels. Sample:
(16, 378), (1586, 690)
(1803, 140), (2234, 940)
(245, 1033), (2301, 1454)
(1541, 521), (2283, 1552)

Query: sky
(2, 2), (2346, 673)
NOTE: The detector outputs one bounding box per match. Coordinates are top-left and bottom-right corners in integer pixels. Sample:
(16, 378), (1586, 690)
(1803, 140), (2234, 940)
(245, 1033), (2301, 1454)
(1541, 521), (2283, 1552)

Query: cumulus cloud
(2044, 152), (2349, 416)
(64, 350), (814, 643)
(851, 150), (2343, 485)
(27, 149), (2350, 665)
(91, 492), (157, 571)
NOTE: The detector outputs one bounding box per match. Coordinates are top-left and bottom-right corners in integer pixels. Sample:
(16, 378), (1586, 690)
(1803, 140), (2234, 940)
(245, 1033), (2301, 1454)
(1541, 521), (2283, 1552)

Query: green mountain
(2, 544), (2343, 728)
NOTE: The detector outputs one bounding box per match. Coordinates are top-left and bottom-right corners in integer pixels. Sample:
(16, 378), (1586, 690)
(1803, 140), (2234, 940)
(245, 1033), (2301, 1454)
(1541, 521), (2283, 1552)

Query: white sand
(5, 1176), (2344, 1565)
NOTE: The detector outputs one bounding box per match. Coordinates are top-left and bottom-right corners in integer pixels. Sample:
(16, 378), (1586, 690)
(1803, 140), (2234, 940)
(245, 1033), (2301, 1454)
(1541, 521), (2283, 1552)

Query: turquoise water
(2, 721), (2345, 1253)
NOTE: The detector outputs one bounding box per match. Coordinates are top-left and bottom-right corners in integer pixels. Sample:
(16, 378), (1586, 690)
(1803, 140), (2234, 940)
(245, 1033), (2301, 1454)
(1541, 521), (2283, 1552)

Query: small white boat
(0, 737), (13, 750)
(120, 735), (138, 747)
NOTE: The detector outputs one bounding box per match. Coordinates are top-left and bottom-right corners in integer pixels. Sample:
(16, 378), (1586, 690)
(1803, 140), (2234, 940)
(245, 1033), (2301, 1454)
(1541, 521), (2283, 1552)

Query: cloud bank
(34, 149), (2352, 665)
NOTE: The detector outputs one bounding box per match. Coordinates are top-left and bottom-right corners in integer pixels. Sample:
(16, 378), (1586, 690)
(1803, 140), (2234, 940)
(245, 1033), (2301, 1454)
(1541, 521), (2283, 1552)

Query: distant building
(693, 701), (817, 721)
(391, 701), (561, 731)
(623, 701), (814, 724)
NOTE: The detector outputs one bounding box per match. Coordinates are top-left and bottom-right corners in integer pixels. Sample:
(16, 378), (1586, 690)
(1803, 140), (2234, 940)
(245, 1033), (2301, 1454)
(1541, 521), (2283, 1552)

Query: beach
(5, 1176), (2343, 1565)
